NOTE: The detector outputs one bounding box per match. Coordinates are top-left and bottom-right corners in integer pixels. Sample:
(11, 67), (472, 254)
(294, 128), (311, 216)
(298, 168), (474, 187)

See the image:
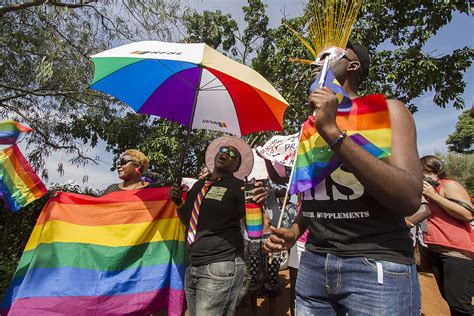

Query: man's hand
(169, 183), (184, 206)
(263, 226), (297, 253)
(308, 87), (340, 139)
(252, 181), (268, 204)
(422, 180), (438, 199)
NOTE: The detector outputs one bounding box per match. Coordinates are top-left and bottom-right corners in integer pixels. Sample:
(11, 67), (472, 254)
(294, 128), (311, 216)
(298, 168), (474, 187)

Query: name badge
(206, 186), (227, 201)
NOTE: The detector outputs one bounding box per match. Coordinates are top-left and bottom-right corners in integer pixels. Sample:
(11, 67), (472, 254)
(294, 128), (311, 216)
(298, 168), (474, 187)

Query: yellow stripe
(25, 218), (185, 251)
(246, 214), (262, 220)
(298, 128), (392, 155)
(0, 151), (35, 204)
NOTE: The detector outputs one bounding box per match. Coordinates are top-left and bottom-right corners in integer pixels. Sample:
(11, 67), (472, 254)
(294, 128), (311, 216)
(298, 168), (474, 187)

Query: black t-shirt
(179, 174), (245, 266)
(302, 166), (414, 264)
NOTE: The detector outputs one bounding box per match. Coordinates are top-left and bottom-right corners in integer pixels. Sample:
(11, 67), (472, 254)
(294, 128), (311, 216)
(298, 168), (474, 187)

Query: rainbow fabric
(0, 144), (48, 211)
(289, 94), (392, 194)
(0, 120), (32, 145)
(0, 188), (186, 315)
(246, 203), (263, 238)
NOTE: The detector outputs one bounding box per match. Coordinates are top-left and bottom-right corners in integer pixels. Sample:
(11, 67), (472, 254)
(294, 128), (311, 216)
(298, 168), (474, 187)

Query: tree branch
(0, 0), (97, 16)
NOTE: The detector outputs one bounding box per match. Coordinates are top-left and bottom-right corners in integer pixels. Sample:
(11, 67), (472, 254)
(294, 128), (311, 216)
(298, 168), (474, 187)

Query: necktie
(187, 180), (215, 244)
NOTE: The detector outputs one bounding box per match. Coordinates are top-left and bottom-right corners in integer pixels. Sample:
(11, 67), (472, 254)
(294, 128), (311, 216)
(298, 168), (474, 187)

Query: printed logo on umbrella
(202, 119), (227, 128)
(130, 50), (182, 55)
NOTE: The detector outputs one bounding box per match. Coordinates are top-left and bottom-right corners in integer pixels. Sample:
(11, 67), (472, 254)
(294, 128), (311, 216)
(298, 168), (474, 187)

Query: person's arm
(405, 201), (431, 227)
(263, 158), (289, 185)
(424, 180), (473, 222)
(309, 88), (422, 215)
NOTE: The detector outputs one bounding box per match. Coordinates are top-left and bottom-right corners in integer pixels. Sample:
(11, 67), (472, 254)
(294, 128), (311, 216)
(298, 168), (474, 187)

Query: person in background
(169, 136), (267, 316)
(101, 149), (158, 195)
(406, 155), (473, 316)
(245, 182), (282, 316)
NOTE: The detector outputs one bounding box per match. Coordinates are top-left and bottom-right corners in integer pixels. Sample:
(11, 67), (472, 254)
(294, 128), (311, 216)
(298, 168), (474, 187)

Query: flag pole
(276, 56), (330, 229)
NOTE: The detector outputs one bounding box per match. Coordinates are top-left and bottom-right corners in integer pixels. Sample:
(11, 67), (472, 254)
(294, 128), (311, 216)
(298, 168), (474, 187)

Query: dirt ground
(236, 269), (449, 316)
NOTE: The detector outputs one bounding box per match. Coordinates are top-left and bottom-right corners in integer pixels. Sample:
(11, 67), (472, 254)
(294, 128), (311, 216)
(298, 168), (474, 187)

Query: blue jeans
(295, 251), (420, 316)
(185, 256), (247, 316)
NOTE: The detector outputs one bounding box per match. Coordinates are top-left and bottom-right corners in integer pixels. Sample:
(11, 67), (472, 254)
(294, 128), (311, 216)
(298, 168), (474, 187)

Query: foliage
(0, 0), (180, 181)
(435, 151), (474, 196)
(2, 0), (472, 183)
(446, 110), (473, 154)
(0, 183), (98, 298)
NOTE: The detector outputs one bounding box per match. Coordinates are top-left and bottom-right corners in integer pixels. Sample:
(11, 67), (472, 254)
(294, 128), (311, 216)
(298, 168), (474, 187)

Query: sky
(29, 0), (473, 190)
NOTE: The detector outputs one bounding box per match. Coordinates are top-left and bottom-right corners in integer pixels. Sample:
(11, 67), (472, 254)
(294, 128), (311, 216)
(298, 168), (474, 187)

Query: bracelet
(328, 130), (347, 150)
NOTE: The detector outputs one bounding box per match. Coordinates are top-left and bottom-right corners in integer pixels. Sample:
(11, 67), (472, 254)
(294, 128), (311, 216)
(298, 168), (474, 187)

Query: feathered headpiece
(287, 0), (363, 64)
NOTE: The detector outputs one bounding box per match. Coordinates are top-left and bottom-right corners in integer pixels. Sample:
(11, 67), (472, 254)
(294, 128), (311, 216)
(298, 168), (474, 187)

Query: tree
(446, 110), (473, 154)
(0, 0), (181, 181)
(435, 151), (474, 196)
(2, 0), (473, 183)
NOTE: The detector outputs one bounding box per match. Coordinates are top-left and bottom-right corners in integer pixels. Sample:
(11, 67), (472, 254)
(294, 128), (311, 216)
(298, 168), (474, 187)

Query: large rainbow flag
(0, 120), (32, 145)
(289, 93), (392, 194)
(0, 188), (186, 315)
(0, 144), (48, 211)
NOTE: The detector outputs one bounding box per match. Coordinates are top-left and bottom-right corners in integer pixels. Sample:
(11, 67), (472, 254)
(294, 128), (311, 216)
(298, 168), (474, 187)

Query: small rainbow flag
(0, 188), (186, 315)
(0, 120), (32, 145)
(289, 94), (391, 194)
(0, 144), (48, 211)
(246, 203), (263, 238)
(310, 68), (352, 112)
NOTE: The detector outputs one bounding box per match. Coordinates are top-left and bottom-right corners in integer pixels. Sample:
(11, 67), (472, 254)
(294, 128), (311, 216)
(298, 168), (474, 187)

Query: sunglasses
(116, 158), (138, 167)
(219, 146), (239, 159)
(424, 176), (440, 189)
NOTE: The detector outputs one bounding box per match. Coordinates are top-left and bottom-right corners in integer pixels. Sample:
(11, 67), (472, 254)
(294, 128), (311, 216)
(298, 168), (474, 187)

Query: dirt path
(236, 270), (449, 315)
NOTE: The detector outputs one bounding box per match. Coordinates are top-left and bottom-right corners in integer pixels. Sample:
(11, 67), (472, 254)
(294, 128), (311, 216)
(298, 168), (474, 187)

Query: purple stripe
(138, 67), (201, 127)
(5, 288), (185, 316)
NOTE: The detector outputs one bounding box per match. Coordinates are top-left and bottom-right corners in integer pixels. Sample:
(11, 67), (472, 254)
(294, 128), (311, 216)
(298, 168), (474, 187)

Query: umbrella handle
(176, 128), (192, 185)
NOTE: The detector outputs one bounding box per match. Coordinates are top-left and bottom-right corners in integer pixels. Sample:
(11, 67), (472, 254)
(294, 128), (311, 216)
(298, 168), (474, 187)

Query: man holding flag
(264, 43), (423, 315)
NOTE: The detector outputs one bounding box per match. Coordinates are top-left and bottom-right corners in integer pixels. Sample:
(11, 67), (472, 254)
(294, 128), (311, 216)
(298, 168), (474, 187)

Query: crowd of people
(101, 42), (473, 316)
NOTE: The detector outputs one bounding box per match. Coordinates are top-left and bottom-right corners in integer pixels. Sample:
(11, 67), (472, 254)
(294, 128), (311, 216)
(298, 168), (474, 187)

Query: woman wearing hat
(101, 149), (157, 195)
(170, 136), (267, 316)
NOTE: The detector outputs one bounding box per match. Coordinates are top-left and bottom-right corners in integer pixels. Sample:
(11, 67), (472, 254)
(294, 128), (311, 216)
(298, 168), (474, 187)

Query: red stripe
(337, 94), (388, 116)
(49, 187), (171, 205)
(35, 189), (178, 225)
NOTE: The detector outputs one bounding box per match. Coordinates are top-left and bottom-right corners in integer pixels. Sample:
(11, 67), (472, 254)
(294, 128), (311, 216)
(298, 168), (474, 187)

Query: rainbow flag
(246, 203), (263, 238)
(289, 94), (391, 194)
(309, 68), (352, 112)
(0, 121), (32, 145)
(0, 188), (186, 315)
(0, 144), (48, 211)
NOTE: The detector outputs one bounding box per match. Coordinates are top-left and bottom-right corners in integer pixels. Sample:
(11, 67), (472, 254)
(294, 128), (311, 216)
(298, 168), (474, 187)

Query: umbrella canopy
(90, 41), (288, 136)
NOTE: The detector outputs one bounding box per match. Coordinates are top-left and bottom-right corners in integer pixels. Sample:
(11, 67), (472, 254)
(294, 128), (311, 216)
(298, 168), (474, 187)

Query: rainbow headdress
(0, 120), (32, 145)
(0, 188), (186, 315)
(246, 203), (263, 238)
(289, 93), (391, 194)
(0, 144), (48, 211)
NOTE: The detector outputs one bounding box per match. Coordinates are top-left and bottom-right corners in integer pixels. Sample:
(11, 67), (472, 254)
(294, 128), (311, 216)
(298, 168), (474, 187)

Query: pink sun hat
(205, 136), (254, 180)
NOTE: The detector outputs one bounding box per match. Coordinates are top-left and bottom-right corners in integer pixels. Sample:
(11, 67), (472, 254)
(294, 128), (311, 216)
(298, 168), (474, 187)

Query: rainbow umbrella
(89, 41), (288, 137)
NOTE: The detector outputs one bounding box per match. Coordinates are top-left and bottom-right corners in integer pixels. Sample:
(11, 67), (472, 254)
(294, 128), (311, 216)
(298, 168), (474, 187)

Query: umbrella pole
(276, 56), (330, 228)
(176, 128), (191, 185)
(176, 65), (203, 185)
